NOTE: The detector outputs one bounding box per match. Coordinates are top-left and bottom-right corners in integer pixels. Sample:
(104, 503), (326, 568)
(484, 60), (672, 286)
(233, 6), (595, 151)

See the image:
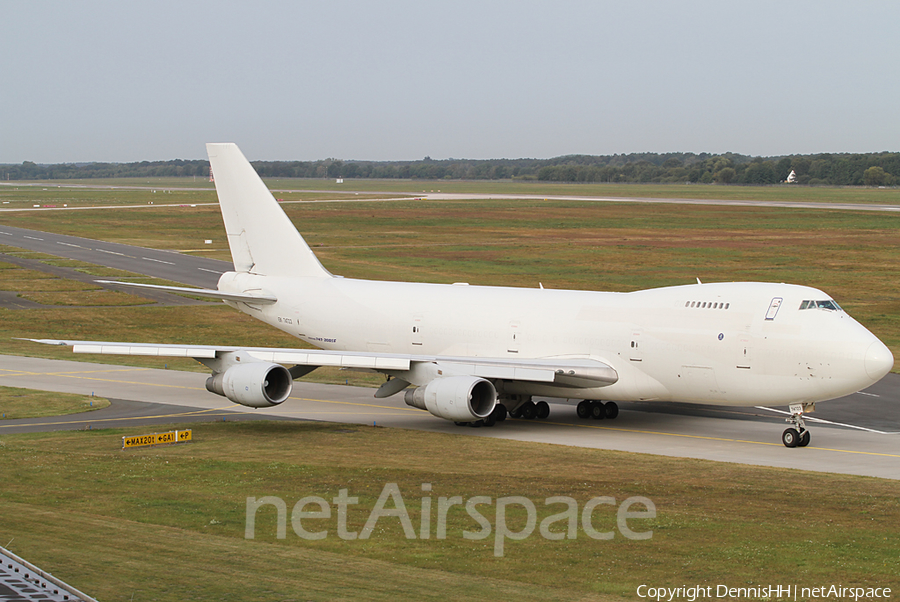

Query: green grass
(0, 385), (109, 419)
(0, 421), (897, 600)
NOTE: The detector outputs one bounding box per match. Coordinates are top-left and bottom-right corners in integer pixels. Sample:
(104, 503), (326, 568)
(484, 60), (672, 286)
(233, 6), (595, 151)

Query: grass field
(0, 421), (897, 601)
(0, 385), (109, 419)
(0, 182), (898, 599)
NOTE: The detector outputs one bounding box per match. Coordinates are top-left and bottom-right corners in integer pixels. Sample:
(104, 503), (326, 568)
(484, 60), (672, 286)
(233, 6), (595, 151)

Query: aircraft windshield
(798, 300), (842, 311)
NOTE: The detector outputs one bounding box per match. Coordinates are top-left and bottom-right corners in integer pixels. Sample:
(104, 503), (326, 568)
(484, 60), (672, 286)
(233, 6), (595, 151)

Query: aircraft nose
(865, 340), (894, 381)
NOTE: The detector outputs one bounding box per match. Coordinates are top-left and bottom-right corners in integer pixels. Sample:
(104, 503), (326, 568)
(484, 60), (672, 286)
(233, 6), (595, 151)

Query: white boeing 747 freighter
(33, 143), (894, 447)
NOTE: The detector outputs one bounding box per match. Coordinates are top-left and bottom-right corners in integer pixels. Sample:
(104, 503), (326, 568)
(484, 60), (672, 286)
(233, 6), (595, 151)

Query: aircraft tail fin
(206, 143), (331, 279)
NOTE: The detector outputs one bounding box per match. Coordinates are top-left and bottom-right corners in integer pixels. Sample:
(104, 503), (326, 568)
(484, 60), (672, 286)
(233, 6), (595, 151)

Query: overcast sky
(3, 0), (898, 163)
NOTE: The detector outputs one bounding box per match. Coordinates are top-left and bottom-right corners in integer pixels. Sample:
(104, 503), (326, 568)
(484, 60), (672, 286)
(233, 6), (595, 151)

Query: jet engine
(404, 375), (496, 421)
(206, 362), (292, 408)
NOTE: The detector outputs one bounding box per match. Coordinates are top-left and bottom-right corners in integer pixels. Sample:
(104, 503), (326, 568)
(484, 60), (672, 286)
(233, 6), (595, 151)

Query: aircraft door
(737, 335), (751, 369)
(411, 315), (424, 348)
(508, 321), (521, 354)
(765, 297), (783, 321)
(629, 329), (643, 362)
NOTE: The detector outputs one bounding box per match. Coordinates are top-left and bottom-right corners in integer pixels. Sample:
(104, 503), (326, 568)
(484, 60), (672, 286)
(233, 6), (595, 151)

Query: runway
(0, 355), (897, 480)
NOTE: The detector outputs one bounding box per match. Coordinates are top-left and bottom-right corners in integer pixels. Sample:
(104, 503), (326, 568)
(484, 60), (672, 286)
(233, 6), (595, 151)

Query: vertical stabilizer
(206, 143), (331, 278)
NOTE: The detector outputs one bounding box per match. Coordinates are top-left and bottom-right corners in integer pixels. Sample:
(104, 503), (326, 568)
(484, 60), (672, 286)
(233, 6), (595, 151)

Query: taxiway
(0, 355), (897, 480)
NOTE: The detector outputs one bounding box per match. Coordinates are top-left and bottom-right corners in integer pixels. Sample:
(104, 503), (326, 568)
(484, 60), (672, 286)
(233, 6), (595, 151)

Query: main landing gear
(509, 399), (551, 420)
(455, 395), (555, 427)
(576, 400), (619, 421)
(453, 395), (555, 428)
(454, 403), (509, 428)
(782, 403), (813, 448)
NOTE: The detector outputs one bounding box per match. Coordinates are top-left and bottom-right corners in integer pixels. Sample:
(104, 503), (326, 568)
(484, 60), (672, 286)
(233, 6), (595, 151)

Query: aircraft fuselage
(224, 273), (891, 408)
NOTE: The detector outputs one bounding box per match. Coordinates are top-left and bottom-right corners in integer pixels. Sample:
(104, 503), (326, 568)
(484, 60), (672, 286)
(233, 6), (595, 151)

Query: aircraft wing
(27, 339), (617, 388)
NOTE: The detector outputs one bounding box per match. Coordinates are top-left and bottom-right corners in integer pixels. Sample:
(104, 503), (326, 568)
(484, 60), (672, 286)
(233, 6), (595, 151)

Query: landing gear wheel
(798, 430), (811, 447)
(520, 401), (537, 420)
(590, 401), (606, 420)
(493, 404), (508, 422)
(468, 420), (484, 428)
(509, 408), (522, 419)
(483, 414), (497, 427)
(782, 428), (799, 448)
(454, 422), (468, 427)
(576, 400), (591, 419)
(604, 402), (619, 419)
(536, 401), (550, 419)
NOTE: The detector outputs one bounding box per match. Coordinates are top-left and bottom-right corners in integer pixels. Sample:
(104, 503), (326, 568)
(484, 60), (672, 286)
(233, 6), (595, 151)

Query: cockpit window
(799, 300), (842, 311)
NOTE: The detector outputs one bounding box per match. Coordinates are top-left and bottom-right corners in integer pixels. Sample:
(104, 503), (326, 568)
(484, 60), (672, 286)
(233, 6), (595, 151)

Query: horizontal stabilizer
(95, 280), (277, 304)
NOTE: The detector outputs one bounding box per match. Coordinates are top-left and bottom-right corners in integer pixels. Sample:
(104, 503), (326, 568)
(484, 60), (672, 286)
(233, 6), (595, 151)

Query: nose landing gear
(782, 403), (814, 448)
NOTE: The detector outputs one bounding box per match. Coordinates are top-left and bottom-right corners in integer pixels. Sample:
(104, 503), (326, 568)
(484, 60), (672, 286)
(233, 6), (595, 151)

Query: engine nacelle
(404, 375), (496, 421)
(206, 362), (292, 408)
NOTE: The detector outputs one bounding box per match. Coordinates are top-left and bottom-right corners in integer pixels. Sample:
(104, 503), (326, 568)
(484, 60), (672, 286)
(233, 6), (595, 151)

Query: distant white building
(785, 169), (797, 183)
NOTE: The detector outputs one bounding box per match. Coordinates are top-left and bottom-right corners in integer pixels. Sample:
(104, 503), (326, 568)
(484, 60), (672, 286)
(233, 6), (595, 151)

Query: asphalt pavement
(0, 355), (897, 480)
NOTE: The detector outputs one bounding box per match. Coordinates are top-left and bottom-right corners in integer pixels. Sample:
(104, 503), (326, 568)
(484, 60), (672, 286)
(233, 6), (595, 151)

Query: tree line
(3, 159), (210, 180)
(3, 152), (897, 186)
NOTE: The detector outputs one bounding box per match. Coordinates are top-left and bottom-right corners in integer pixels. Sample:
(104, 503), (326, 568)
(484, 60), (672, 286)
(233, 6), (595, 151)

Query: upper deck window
(799, 300), (842, 311)
(685, 301), (730, 309)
